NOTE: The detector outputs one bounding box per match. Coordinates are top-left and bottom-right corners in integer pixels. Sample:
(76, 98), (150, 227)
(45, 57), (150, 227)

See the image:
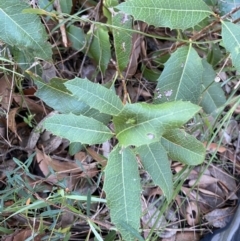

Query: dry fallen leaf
(186, 201), (199, 226)
(204, 207), (235, 228)
(7, 107), (22, 141)
(176, 231), (200, 241)
(0, 75), (14, 110)
(141, 199), (177, 239)
(35, 148), (98, 186)
(86, 147), (107, 166)
(204, 142), (227, 153)
(208, 166), (237, 192)
(4, 229), (43, 241)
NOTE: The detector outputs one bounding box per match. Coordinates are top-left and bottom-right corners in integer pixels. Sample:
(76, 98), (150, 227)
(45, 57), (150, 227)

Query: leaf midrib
(116, 106), (196, 136)
(147, 145), (170, 198)
(1, 9), (46, 54)
(45, 123), (112, 135)
(68, 83), (123, 114)
(162, 136), (203, 158)
(120, 7), (211, 14)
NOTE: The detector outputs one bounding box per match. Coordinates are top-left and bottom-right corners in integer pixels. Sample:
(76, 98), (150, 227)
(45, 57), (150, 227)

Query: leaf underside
(161, 129), (205, 165)
(137, 142), (173, 201)
(43, 113), (113, 145)
(222, 21), (240, 73)
(65, 77), (123, 116)
(199, 60), (226, 114)
(104, 145), (141, 241)
(31, 74), (110, 123)
(0, 0), (52, 60)
(112, 12), (133, 72)
(116, 0), (212, 30)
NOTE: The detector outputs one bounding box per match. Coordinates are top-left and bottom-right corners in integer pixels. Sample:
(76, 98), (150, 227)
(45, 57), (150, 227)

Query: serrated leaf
(222, 21), (240, 73)
(67, 25), (86, 51)
(137, 143), (173, 201)
(161, 129), (205, 165)
(116, 0), (212, 30)
(199, 60), (226, 114)
(0, 0), (52, 61)
(87, 26), (111, 73)
(32, 74), (110, 124)
(154, 46), (203, 104)
(65, 77), (124, 115)
(112, 12), (133, 72)
(104, 145), (141, 241)
(113, 101), (201, 147)
(31, 74), (89, 115)
(43, 113), (113, 145)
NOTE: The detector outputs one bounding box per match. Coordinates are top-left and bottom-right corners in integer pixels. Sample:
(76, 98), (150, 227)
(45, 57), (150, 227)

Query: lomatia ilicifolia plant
(1, 0), (240, 239)
(29, 76), (205, 241)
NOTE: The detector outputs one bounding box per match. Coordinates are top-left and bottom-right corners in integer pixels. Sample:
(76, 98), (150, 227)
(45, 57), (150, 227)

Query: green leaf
(10, 47), (35, 71)
(116, 0), (212, 30)
(38, 0), (53, 12)
(113, 101), (201, 147)
(68, 142), (83, 156)
(87, 26), (111, 73)
(43, 113), (113, 145)
(67, 25), (86, 51)
(222, 21), (240, 73)
(59, 0), (72, 14)
(31, 74), (90, 115)
(154, 46), (203, 104)
(206, 43), (223, 67)
(137, 143), (173, 201)
(218, 0), (240, 20)
(104, 0), (119, 8)
(161, 129), (205, 165)
(199, 60), (226, 114)
(65, 77), (124, 115)
(112, 12), (133, 72)
(0, 0), (52, 61)
(32, 74), (111, 124)
(104, 145), (141, 241)
(141, 64), (161, 82)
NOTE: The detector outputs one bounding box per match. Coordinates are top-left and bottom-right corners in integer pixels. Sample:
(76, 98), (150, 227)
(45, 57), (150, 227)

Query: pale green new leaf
(87, 26), (111, 73)
(112, 12), (133, 72)
(43, 113), (113, 144)
(113, 101), (201, 147)
(0, 0), (52, 61)
(199, 60), (226, 114)
(222, 21), (240, 73)
(104, 145), (141, 241)
(65, 77), (124, 115)
(137, 143), (173, 201)
(161, 129), (205, 165)
(154, 46), (203, 104)
(116, 0), (212, 30)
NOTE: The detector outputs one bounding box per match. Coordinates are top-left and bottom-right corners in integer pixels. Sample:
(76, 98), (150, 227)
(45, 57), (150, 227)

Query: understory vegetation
(0, 0), (240, 240)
